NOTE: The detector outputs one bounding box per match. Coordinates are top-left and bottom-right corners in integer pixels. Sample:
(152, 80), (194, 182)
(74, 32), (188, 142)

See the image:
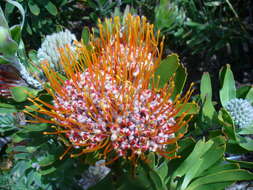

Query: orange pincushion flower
(25, 14), (194, 164)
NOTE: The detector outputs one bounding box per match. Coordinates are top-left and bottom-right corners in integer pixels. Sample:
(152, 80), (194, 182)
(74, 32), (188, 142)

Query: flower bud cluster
(225, 98), (253, 128)
(37, 30), (76, 71)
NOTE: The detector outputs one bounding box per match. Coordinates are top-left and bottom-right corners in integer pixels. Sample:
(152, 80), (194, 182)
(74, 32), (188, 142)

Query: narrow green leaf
(245, 87), (253, 103)
(200, 72), (218, 125)
(28, 0), (40, 16)
(0, 103), (17, 113)
(185, 169), (253, 190)
(192, 182), (233, 190)
(149, 170), (167, 190)
(219, 65), (236, 107)
(155, 161), (168, 180)
(226, 159), (253, 169)
(39, 166), (57, 175)
(200, 72), (212, 103)
(45, 1), (58, 16)
(82, 27), (90, 45)
(172, 64), (187, 99)
(0, 7), (8, 28)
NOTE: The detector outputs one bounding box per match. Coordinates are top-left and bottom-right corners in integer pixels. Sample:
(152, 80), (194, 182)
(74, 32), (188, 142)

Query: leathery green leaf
(155, 53), (179, 88)
(149, 170), (167, 190)
(172, 64), (187, 99)
(200, 72), (218, 125)
(185, 169), (253, 190)
(170, 139), (213, 189)
(219, 65), (236, 107)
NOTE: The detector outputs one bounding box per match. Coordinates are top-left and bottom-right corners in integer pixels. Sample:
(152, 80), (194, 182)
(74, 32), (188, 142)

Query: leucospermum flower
(225, 98), (253, 128)
(25, 14), (194, 165)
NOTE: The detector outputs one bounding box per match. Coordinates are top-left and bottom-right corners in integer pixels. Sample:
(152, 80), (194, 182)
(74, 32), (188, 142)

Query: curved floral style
(25, 14), (194, 165)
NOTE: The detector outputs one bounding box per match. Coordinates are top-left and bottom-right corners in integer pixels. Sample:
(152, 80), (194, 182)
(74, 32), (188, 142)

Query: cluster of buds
(26, 14), (193, 165)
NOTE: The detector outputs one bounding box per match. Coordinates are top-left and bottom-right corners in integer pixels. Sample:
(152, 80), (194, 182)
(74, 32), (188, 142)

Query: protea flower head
(225, 98), (253, 128)
(25, 14), (194, 165)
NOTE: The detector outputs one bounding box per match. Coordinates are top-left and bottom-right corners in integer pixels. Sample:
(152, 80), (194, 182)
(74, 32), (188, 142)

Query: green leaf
(155, 161), (168, 180)
(238, 127), (253, 135)
(176, 103), (199, 116)
(6, 0), (25, 28)
(14, 152), (30, 160)
(185, 169), (253, 190)
(192, 182), (233, 190)
(10, 86), (40, 102)
(200, 163), (239, 177)
(235, 134), (253, 151)
(10, 86), (28, 102)
(45, 1), (58, 16)
(236, 86), (251, 99)
(172, 64), (187, 99)
(219, 65), (236, 107)
(245, 87), (253, 103)
(200, 73), (212, 103)
(39, 154), (56, 167)
(147, 152), (156, 169)
(149, 170), (167, 190)
(170, 139), (214, 189)
(0, 113), (17, 132)
(0, 103), (17, 113)
(82, 26), (90, 45)
(0, 26), (18, 55)
(10, 25), (21, 44)
(28, 0), (40, 16)
(39, 166), (57, 175)
(219, 109), (236, 140)
(181, 137), (225, 190)
(12, 133), (25, 143)
(155, 53), (179, 88)
(226, 158), (253, 169)
(0, 6), (8, 28)
(200, 72), (218, 125)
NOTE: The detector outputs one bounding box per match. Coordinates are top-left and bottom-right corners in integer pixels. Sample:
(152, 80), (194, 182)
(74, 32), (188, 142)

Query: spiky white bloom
(225, 98), (253, 128)
(37, 30), (77, 71)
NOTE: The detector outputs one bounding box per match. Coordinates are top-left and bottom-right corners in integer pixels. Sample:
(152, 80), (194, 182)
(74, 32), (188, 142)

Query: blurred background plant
(154, 0), (253, 88)
(0, 0), (87, 49)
